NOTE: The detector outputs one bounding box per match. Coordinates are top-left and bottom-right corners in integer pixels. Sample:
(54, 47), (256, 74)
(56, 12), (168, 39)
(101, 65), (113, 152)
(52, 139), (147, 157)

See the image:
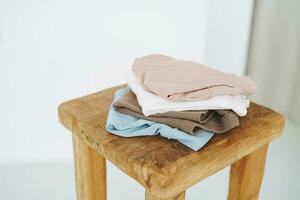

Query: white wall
(203, 0), (254, 75)
(0, 0), (253, 164)
(0, 0), (209, 164)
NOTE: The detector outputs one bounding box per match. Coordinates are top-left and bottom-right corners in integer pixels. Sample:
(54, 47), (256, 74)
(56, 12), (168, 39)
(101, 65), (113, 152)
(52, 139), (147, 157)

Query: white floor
(1, 120), (300, 200)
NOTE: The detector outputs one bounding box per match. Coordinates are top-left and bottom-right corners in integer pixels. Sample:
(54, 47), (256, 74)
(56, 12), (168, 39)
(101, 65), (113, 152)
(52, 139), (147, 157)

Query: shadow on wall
(247, 0), (300, 123)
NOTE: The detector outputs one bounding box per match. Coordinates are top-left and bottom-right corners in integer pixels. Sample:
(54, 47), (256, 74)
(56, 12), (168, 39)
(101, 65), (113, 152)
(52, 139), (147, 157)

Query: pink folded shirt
(132, 54), (256, 101)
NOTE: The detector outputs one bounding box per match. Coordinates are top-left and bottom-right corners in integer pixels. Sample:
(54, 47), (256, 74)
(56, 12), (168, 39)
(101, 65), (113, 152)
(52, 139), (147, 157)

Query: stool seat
(58, 85), (285, 199)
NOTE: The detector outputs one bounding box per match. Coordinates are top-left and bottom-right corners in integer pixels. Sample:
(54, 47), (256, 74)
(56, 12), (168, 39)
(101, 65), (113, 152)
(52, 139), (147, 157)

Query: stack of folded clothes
(106, 54), (256, 151)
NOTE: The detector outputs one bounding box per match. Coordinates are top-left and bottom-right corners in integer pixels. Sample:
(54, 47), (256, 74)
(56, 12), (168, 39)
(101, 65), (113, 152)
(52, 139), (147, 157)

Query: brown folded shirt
(113, 90), (239, 134)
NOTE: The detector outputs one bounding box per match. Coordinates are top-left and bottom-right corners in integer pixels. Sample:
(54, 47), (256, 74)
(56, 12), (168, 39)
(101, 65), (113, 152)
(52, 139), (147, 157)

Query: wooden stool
(58, 85), (285, 200)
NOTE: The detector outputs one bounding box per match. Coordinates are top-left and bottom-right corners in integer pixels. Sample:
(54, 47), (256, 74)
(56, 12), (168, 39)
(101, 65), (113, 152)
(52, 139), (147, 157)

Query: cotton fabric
(132, 54), (256, 101)
(127, 71), (250, 116)
(106, 87), (214, 151)
(113, 90), (239, 134)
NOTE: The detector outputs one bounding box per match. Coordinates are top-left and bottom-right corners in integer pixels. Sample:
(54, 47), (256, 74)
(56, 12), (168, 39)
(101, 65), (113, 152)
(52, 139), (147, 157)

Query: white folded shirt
(127, 71), (250, 117)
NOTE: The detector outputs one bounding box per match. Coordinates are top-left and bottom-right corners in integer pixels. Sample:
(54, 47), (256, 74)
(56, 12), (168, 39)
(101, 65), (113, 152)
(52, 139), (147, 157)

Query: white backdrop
(0, 0), (253, 164)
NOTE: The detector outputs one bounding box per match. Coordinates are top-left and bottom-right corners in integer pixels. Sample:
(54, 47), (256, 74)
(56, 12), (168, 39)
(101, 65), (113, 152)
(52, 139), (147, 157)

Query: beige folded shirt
(113, 90), (240, 134)
(132, 54), (256, 101)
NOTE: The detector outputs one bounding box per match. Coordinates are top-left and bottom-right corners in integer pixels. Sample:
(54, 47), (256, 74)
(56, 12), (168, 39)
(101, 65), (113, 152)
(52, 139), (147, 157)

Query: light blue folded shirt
(105, 87), (214, 151)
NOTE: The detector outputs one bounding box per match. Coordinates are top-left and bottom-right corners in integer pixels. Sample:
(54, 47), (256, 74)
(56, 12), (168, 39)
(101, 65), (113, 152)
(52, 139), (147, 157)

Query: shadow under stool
(58, 85), (285, 200)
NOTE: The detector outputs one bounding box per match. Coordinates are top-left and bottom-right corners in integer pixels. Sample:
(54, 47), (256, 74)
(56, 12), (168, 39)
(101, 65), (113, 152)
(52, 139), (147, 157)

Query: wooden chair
(58, 85), (285, 200)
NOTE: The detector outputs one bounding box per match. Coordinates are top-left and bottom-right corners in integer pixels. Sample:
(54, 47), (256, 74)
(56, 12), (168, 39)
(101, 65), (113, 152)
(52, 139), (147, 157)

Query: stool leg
(72, 134), (107, 200)
(228, 144), (268, 200)
(145, 190), (185, 200)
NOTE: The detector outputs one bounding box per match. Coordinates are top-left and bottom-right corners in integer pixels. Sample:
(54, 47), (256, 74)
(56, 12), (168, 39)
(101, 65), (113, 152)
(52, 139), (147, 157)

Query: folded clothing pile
(106, 54), (255, 151)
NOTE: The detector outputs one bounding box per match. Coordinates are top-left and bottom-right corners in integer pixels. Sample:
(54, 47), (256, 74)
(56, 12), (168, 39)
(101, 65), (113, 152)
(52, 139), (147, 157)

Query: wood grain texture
(228, 144), (268, 200)
(73, 134), (106, 200)
(145, 190), (185, 200)
(58, 85), (285, 198)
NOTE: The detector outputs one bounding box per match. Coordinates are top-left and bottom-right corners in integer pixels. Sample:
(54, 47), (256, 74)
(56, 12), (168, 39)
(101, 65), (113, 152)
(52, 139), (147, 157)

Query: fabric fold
(113, 90), (240, 134)
(127, 71), (250, 117)
(132, 54), (256, 101)
(106, 87), (214, 151)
